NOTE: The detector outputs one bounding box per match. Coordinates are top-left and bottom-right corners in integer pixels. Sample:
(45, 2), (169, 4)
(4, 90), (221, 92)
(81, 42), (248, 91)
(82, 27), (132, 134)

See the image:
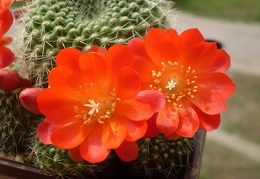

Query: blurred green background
(173, 0), (260, 179)
(173, 0), (260, 23)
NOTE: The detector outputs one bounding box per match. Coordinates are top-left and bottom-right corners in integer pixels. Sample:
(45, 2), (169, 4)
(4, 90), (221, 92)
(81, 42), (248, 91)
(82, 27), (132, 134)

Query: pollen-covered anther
(154, 79), (160, 84)
(152, 70), (157, 77)
(73, 106), (79, 112)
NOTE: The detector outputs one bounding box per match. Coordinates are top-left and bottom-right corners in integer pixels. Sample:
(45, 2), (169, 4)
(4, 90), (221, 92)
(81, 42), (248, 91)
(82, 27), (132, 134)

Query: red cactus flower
(128, 28), (235, 138)
(0, 8), (14, 68)
(0, 0), (16, 8)
(36, 45), (165, 163)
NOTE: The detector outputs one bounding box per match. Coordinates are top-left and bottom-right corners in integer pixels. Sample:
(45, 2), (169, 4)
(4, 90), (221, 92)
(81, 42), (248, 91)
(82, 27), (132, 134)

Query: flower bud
(0, 46), (14, 68)
(19, 87), (43, 114)
(0, 69), (22, 91)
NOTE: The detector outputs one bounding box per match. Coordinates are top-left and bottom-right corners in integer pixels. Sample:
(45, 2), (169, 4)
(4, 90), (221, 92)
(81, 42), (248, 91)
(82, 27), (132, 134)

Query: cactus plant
(32, 136), (106, 178)
(133, 134), (195, 178)
(16, 0), (174, 87)
(0, 88), (39, 158)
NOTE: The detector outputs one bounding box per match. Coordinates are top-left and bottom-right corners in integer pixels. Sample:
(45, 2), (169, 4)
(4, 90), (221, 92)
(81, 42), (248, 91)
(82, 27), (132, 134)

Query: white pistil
(166, 79), (177, 90)
(84, 99), (100, 115)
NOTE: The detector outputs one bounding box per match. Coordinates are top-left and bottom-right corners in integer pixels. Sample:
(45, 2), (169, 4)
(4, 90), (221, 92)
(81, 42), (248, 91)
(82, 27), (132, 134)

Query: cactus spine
(32, 136), (105, 178)
(18, 0), (174, 87)
(133, 134), (194, 178)
(0, 89), (39, 158)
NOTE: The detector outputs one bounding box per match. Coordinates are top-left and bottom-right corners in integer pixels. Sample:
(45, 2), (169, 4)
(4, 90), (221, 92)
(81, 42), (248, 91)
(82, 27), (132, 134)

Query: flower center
(73, 84), (120, 124)
(84, 99), (100, 115)
(150, 61), (198, 107)
(166, 79), (177, 90)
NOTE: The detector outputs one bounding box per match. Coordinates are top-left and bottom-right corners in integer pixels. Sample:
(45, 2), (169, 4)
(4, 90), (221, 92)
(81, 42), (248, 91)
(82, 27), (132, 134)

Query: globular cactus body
(32, 137), (105, 178)
(133, 134), (194, 178)
(19, 0), (173, 87)
(0, 89), (39, 156)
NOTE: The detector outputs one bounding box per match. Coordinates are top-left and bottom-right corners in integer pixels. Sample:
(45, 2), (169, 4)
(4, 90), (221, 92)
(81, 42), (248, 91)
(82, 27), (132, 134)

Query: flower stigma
(84, 99), (100, 115)
(166, 79), (177, 90)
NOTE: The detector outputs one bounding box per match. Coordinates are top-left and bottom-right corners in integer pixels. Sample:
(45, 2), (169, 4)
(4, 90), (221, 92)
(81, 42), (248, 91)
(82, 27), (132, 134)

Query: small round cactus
(17, 0), (174, 87)
(32, 136), (105, 178)
(133, 134), (195, 178)
(0, 88), (39, 157)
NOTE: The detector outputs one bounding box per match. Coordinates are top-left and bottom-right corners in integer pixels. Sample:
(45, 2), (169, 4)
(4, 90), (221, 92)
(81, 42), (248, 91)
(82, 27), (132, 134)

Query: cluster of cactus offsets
(32, 137), (104, 179)
(0, 89), (39, 157)
(19, 0), (174, 87)
(133, 134), (194, 178)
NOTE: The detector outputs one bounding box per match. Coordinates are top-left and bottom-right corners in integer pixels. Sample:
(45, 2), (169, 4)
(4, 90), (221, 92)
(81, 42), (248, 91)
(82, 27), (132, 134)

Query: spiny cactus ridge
(32, 136), (106, 178)
(0, 89), (40, 157)
(19, 0), (173, 87)
(133, 134), (195, 178)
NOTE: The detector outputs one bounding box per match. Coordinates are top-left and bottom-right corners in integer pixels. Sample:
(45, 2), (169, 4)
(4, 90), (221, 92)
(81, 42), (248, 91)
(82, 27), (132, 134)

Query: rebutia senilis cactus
(32, 136), (106, 179)
(0, 89), (39, 158)
(17, 0), (174, 87)
(133, 134), (194, 179)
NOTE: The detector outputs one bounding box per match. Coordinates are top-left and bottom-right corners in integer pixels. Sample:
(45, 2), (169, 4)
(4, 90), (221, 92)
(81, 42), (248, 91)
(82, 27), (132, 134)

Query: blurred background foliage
(173, 0), (260, 23)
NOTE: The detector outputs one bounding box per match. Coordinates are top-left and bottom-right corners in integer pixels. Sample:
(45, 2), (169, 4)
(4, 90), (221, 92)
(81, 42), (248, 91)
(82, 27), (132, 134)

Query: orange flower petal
(69, 146), (83, 162)
(105, 44), (134, 80)
(51, 120), (96, 149)
(175, 102), (199, 138)
(194, 105), (221, 131)
(197, 72), (235, 99)
(128, 38), (151, 61)
(102, 118), (127, 149)
(116, 99), (153, 121)
(134, 90), (165, 113)
(37, 88), (82, 124)
(114, 141), (139, 162)
(182, 42), (218, 74)
(48, 66), (85, 93)
(205, 49), (231, 73)
(79, 52), (108, 85)
(80, 125), (110, 163)
(132, 55), (155, 83)
(115, 66), (140, 100)
(0, 46), (14, 68)
(144, 27), (180, 68)
(0, 8), (13, 34)
(56, 48), (82, 71)
(167, 133), (182, 140)
(156, 106), (179, 137)
(143, 113), (160, 138)
(37, 122), (58, 144)
(119, 116), (147, 142)
(0, 36), (12, 45)
(189, 88), (227, 115)
(0, 0), (14, 8)
(180, 28), (204, 51)
(88, 45), (107, 57)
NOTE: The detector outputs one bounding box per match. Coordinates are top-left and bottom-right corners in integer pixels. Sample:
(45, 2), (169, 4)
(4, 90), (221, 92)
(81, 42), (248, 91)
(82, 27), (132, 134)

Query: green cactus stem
(17, 0), (174, 87)
(32, 136), (106, 178)
(0, 89), (39, 158)
(133, 134), (195, 178)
